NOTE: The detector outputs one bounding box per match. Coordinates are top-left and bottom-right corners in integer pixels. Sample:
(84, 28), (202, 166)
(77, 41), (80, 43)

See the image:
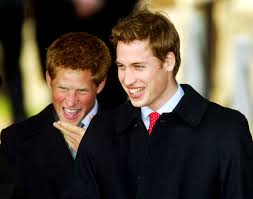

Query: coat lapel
(21, 104), (74, 179)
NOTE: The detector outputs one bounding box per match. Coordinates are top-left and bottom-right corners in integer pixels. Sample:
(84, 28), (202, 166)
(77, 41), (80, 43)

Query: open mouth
(62, 107), (81, 120)
(128, 87), (144, 98)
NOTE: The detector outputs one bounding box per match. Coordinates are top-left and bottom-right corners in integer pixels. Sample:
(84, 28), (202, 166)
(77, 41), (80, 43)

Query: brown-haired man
(66, 8), (253, 199)
(1, 32), (111, 199)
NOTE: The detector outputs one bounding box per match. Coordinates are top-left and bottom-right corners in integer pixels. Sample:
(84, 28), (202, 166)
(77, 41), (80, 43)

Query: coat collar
(173, 84), (208, 127)
(22, 102), (104, 139)
(115, 84), (209, 135)
(17, 104), (56, 140)
(115, 101), (141, 135)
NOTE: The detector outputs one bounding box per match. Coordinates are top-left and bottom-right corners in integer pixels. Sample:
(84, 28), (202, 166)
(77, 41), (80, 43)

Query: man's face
(116, 40), (176, 111)
(46, 68), (104, 125)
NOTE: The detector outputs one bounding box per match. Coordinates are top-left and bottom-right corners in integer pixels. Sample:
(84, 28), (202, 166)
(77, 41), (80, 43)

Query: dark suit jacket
(0, 144), (24, 199)
(66, 84), (253, 199)
(1, 104), (74, 199)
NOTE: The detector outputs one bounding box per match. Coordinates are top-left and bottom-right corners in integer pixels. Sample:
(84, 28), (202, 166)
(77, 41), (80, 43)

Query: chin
(69, 120), (80, 126)
(130, 100), (144, 108)
(61, 117), (80, 125)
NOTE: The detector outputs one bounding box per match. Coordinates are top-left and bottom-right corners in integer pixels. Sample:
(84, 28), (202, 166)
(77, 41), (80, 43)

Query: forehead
(116, 40), (156, 64)
(53, 68), (93, 84)
(117, 40), (150, 53)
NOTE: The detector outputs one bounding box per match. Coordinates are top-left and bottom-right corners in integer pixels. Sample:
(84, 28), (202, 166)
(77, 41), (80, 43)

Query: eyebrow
(116, 61), (145, 65)
(58, 85), (88, 91)
(77, 88), (88, 91)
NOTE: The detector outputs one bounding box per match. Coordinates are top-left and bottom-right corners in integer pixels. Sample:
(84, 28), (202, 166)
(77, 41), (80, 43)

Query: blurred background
(0, 0), (253, 133)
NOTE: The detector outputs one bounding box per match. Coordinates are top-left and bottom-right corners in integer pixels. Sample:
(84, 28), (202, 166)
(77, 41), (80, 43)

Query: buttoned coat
(1, 104), (74, 199)
(67, 84), (253, 199)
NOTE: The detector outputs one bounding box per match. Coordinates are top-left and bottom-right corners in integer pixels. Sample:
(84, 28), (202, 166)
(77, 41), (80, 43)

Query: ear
(96, 78), (106, 94)
(46, 71), (52, 88)
(163, 52), (176, 72)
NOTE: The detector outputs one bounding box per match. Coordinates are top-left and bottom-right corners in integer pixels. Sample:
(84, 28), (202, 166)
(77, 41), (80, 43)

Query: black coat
(1, 104), (74, 199)
(66, 84), (253, 199)
(0, 144), (24, 199)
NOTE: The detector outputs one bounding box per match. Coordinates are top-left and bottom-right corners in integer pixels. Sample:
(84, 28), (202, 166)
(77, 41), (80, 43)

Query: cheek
(138, 72), (153, 86)
(150, 74), (167, 92)
(118, 70), (124, 83)
(144, 76), (160, 93)
(79, 94), (95, 107)
(52, 92), (65, 104)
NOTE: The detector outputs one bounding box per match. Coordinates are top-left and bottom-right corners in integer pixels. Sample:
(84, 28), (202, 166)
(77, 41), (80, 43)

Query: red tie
(148, 112), (160, 134)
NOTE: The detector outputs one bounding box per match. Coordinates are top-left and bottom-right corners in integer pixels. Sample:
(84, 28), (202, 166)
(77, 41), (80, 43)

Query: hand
(53, 121), (86, 152)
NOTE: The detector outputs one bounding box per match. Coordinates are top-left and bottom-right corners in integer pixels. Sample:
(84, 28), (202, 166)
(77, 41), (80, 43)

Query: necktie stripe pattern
(148, 112), (160, 134)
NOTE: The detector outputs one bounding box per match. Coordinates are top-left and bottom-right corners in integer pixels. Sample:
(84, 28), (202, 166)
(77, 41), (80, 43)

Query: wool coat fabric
(1, 104), (74, 199)
(65, 84), (253, 199)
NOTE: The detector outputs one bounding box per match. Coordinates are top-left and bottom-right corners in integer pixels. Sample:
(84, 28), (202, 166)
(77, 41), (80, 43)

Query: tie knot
(148, 112), (160, 134)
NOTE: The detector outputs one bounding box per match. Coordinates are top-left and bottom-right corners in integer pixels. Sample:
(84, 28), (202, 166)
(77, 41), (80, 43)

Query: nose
(65, 91), (77, 107)
(119, 67), (135, 86)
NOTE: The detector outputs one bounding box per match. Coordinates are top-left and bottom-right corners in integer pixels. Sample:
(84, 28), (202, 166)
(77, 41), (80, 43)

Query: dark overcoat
(1, 104), (74, 199)
(68, 84), (253, 199)
(0, 144), (24, 199)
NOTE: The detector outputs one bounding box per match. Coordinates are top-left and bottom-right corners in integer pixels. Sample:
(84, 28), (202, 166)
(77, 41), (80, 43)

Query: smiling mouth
(129, 88), (143, 94)
(128, 87), (144, 98)
(63, 108), (80, 119)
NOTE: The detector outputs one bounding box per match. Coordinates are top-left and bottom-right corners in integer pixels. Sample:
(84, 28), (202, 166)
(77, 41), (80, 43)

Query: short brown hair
(46, 32), (111, 86)
(111, 8), (181, 76)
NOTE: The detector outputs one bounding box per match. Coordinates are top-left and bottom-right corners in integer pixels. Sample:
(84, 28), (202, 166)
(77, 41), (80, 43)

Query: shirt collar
(80, 99), (98, 128)
(115, 84), (209, 136)
(141, 83), (184, 119)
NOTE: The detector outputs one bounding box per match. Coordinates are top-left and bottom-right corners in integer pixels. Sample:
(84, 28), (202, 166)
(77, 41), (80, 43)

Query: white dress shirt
(141, 84), (184, 130)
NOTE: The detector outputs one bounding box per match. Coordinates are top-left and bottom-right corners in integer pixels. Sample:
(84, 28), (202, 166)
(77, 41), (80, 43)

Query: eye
(134, 65), (145, 70)
(117, 64), (125, 70)
(76, 89), (88, 94)
(59, 86), (68, 91)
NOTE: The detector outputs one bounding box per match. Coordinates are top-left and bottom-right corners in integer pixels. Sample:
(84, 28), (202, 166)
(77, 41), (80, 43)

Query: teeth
(129, 88), (142, 94)
(64, 108), (79, 114)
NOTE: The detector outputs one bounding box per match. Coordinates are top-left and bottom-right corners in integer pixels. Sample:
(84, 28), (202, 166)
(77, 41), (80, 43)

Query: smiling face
(46, 68), (105, 125)
(116, 40), (177, 111)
